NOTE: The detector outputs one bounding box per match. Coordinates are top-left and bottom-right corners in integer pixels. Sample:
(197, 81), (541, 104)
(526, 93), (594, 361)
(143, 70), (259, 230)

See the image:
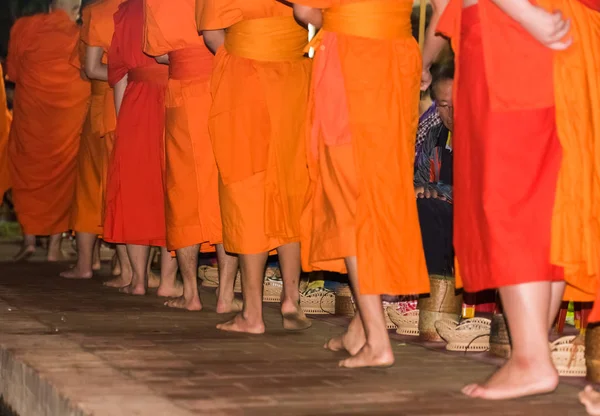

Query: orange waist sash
(322, 0), (413, 39)
(224, 16), (308, 62)
(169, 47), (213, 81)
(91, 80), (110, 96)
(128, 66), (169, 85)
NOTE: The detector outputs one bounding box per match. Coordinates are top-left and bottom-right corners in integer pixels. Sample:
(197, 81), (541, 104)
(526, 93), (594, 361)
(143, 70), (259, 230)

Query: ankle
(217, 289), (234, 303)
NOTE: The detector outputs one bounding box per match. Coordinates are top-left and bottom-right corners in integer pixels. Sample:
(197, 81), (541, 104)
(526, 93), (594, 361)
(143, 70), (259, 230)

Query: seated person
(414, 60), (454, 277)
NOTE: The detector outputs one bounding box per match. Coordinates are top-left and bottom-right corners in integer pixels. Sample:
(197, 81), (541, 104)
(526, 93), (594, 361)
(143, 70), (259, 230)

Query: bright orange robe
(198, 0), (310, 254)
(69, 5), (103, 235)
(7, 10), (90, 235)
(103, 0), (168, 246)
(292, 0), (428, 295)
(83, 0), (122, 226)
(0, 65), (11, 199)
(144, 0), (221, 252)
(538, 0), (600, 313)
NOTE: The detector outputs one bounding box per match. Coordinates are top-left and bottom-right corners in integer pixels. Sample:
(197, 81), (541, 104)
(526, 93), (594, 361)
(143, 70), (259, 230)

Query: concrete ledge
(0, 300), (192, 416)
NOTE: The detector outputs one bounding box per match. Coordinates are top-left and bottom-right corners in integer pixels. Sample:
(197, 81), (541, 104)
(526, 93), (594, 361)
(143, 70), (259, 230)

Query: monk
(0, 64), (11, 201)
(422, 0), (571, 400)
(61, 2), (104, 279)
(144, 0), (240, 311)
(7, 0), (90, 261)
(105, 0), (180, 297)
(528, 0), (600, 411)
(292, 0), (429, 368)
(80, 0), (134, 285)
(199, 0), (312, 333)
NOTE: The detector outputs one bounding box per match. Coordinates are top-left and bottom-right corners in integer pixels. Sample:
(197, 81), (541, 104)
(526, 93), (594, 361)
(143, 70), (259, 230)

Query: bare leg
(165, 244), (202, 310)
(104, 244), (133, 287)
(338, 256), (394, 368)
(14, 234), (36, 261)
(120, 244), (149, 295)
(92, 239), (101, 271)
(156, 247), (182, 297)
(147, 247), (161, 289)
(111, 251), (121, 276)
(548, 281), (566, 329)
(324, 311), (366, 356)
(277, 242), (311, 330)
(462, 281), (559, 400)
(215, 244), (242, 313)
(60, 232), (96, 279)
(580, 386), (600, 415)
(217, 252), (267, 334)
(47, 233), (64, 261)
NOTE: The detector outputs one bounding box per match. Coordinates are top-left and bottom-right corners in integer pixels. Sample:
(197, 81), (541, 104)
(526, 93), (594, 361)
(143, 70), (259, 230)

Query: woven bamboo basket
(417, 275), (462, 342)
(335, 285), (355, 316)
(489, 312), (511, 358)
(586, 325), (600, 382)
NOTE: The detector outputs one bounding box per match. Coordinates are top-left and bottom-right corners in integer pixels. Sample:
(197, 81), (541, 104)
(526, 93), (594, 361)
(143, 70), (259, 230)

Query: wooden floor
(0, 241), (590, 415)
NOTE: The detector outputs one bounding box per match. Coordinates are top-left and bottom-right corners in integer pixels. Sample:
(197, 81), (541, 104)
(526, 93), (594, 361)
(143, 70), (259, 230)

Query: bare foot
(111, 254), (121, 276)
(338, 343), (395, 369)
(216, 298), (244, 314)
(60, 265), (93, 279)
(462, 356), (559, 400)
(47, 251), (67, 262)
(216, 313), (265, 334)
(580, 386), (600, 415)
(156, 280), (184, 298)
(324, 329), (366, 356)
(14, 245), (35, 262)
(92, 260), (101, 271)
(164, 295), (202, 311)
(104, 273), (132, 288)
(119, 284), (146, 296)
(282, 307), (312, 331)
(148, 270), (161, 289)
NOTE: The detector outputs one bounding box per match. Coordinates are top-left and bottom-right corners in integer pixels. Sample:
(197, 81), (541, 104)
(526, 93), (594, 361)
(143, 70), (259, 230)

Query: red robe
(438, 0), (563, 292)
(103, 0), (168, 246)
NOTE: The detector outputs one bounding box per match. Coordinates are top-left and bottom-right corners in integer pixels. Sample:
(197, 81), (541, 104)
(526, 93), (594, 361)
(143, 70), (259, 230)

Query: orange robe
(103, 0), (168, 246)
(7, 10), (90, 236)
(69, 5), (103, 235)
(144, 0), (221, 252)
(83, 0), (121, 228)
(539, 0), (600, 314)
(0, 65), (11, 199)
(292, 0), (428, 295)
(197, 0), (310, 254)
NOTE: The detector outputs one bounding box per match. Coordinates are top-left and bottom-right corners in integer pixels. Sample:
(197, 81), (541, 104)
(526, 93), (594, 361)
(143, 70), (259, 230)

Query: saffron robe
(7, 10), (89, 235)
(103, 0), (168, 246)
(292, 0), (429, 295)
(198, 0), (310, 254)
(144, 0), (221, 252)
(69, 5), (104, 235)
(538, 0), (600, 315)
(83, 0), (122, 227)
(0, 65), (12, 199)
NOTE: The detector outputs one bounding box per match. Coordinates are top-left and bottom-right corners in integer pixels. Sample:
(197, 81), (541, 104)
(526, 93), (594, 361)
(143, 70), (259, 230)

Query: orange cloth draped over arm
(7, 11), (90, 235)
(102, 0), (168, 246)
(535, 0), (600, 310)
(292, 0), (429, 295)
(198, 0), (311, 255)
(0, 65), (11, 199)
(68, 5), (104, 235)
(144, 0), (221, 252)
